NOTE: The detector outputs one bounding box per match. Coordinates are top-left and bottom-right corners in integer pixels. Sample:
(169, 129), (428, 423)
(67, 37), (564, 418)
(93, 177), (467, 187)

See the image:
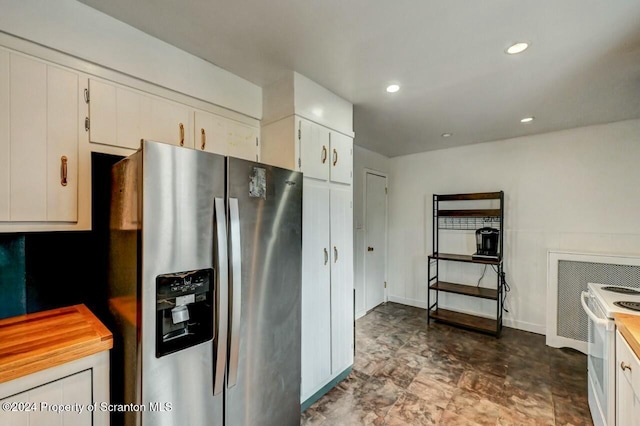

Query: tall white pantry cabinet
(261, 73), (355, 406)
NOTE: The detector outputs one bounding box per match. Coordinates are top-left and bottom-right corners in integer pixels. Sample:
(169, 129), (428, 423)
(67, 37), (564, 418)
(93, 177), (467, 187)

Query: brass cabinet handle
(334, 246), (338, 263)
(322, 146), (327, 164)
(201, 128), (206, 150)
(333, 149), (338, 166)
(324, 248), (328, 265)
(621, 362), (632, 372)
(60, 156), (68, 187)
(179, 123), (184, 146)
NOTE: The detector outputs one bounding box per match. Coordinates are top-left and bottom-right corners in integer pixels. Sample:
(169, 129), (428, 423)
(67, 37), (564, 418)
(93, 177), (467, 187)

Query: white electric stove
(581, 283), (640, 426)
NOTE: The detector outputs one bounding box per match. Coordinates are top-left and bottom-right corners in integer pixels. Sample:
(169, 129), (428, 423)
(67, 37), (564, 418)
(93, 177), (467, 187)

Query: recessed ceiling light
(520, 117), (534, 123)
(441, 133), (452, 138)
(386, 84), (400, 93)
(506, 42), (530, 55)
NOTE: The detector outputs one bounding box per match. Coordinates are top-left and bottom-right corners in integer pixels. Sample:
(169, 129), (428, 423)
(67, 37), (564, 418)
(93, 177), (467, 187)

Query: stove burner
(614, 301), (640, 312)
(602, 286), (640, 295)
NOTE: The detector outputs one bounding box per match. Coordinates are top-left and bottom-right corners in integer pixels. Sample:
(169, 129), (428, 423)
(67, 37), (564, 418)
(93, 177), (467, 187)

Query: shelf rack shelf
(427, 191), (505, 337)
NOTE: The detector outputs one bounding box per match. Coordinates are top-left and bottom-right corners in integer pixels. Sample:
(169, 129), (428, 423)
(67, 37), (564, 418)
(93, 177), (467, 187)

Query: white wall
(388, 119), (640, 334)
(353, 144), (390, 318)
(0, 0), (261, 118)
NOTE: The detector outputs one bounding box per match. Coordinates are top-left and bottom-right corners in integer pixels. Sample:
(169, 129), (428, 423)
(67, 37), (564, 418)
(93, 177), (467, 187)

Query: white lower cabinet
(616, 330), (640, 426)
(300, 178), (353, 403)
(0, 352), (109, 426)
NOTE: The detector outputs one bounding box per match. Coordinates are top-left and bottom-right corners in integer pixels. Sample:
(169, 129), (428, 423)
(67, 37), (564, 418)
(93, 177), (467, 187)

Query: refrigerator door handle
(228, 197), (242, 388)
(213, 198), (229, 395)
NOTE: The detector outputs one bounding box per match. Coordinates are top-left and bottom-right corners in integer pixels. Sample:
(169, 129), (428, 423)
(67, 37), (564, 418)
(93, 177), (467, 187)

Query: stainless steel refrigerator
(108, 140), (302, 425)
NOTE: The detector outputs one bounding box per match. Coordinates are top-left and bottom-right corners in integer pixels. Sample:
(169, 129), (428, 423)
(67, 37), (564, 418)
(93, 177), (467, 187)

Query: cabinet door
(617, 370), (640, 426)
(0, 369), (92, 426)
(143, 95), (192, 148)
(0, 50), (9, 221)
(194, 110), (224, 155)
(89, 79), (144, 150)
(301, 178), (332, 400)
(47, 66), (78, 222)
(330, 186), (354, 374)
(88, 79), (116, 147)
(10, 54), (47, 221)
(329, 132), (352, 185)
(2, 53), (80, 224)
(299, 118), (329, 181)
(226, 120), (259, 162)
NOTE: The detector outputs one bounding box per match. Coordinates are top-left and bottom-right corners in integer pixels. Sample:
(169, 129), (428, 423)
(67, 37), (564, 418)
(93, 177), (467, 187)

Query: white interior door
(364, 172), (387, 311)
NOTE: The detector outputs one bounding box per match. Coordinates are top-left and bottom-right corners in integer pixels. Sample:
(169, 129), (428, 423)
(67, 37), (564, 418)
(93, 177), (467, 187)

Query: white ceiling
(78, 0), (640, 157)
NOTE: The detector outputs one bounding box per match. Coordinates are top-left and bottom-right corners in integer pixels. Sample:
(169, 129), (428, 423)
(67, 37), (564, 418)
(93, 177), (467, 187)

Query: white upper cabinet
(299, 118), (330, 181)
(142, 95), (192, 148)
(89, 79), (143, 150)
(46, 66), (79, 222)
(297, 117), (352, 184)
(90, 78), (192, 149)
(226, 119), (259, 162)
(0, 51), (82, 226)
(194, 109), (260, 161)
(194, 109), (224, 155)
(0, 50), (8, 221)
(329, 131), (352, 185)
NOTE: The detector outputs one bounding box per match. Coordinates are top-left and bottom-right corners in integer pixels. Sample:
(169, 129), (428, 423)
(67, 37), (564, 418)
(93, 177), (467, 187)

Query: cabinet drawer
(617, 329), (640, 398)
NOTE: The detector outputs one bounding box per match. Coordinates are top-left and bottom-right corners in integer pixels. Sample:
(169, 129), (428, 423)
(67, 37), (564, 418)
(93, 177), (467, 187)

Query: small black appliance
(473, 227), (500, 259)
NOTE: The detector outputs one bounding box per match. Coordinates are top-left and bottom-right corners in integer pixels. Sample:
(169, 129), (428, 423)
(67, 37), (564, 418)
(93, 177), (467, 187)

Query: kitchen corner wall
(353, 145), (390, 319)
(387, 118), (640, 334)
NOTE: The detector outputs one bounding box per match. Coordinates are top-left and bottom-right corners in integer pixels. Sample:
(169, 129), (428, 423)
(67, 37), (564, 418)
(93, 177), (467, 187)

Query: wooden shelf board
(429, 253), (501, 265)
(437, 209), (501, 217)
(437, 192), (502, 201)
(429, 281), (498, 300)
(429, 309), (498, 334)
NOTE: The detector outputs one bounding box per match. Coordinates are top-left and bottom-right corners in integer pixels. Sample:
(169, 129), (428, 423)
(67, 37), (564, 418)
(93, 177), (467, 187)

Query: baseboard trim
(301, 366), (352, 412)
(355, 310), (366, 320)
(386, 295), (545, 335)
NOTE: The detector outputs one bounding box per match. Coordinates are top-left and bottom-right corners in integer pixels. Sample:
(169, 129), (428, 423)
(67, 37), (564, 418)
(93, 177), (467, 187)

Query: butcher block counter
(0, 304), (112, 383)
(615, 312), (640, 359)
(0, 305), (112, 426)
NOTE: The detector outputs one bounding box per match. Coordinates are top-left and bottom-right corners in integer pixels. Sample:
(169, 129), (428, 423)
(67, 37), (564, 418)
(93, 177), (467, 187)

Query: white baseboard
(386, 295), (545, 335)
(387, 295), (427, 309)
(355, 310), (367, 320)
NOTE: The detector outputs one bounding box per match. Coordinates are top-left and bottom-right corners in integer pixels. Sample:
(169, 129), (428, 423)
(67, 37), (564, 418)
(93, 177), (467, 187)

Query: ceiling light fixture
(386, 84), (400, 93)
(441, 133), (452, 138)
(520, 117), (534, 123)
(506, 42), (529, 55)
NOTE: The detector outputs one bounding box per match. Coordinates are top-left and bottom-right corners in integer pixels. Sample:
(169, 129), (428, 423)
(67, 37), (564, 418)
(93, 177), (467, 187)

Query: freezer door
(140, 141), (225, 426)
(226, 158), (303, 426)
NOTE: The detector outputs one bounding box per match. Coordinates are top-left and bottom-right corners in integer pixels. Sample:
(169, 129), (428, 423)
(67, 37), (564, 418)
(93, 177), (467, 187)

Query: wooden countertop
(0, 304), (112, 383)
(615, 313), (640, 360)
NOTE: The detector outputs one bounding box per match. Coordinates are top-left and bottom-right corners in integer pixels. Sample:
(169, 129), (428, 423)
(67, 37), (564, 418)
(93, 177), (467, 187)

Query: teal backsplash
(0, 235), (26, 319)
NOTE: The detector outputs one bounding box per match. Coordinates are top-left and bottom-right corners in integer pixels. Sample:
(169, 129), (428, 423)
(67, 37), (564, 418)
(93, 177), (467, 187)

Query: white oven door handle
(581, 291), (611, 329)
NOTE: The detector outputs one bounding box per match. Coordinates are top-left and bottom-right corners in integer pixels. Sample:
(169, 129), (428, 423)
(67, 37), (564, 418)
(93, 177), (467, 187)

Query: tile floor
(301, 302), (592, 425)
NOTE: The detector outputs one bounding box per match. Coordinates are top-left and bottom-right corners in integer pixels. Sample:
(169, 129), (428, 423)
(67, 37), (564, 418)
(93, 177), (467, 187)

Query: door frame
(362, 168), (388, 313)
